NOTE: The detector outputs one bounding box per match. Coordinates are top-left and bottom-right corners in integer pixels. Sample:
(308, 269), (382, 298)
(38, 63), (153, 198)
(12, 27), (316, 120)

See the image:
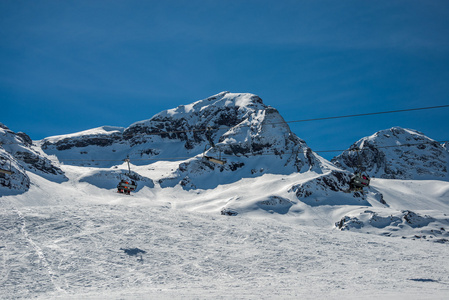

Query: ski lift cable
(281, 104), (449, 125)
(1, 104), (448, 145)
(218, 139), (449, 158)
(120, 104), (449, 137)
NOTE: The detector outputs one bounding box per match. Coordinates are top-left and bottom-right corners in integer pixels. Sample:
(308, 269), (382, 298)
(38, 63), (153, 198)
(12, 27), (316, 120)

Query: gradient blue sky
(1, 0), (449, 159)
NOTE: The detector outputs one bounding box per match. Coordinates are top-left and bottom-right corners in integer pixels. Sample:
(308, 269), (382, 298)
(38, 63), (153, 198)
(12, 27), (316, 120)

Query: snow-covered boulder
(335, 209), (449, 243)
(79, 168), (154, 191)
(332, 127), (449, 180)
(287, 170), (371, 206)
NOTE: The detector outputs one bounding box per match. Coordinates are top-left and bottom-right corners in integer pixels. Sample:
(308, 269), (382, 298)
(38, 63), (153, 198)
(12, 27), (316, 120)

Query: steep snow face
(332, 127), (449, 180)
(0, 124), (67, 194)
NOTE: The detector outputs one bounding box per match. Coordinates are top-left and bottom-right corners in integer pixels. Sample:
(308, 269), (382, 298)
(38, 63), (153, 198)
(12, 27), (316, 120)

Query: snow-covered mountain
(2, 93), (449, 299)
(40, 92), (324, 169)
(39, 92), (344, 190)
(2, 94), (447, 217)
(332, 127), (449, 180)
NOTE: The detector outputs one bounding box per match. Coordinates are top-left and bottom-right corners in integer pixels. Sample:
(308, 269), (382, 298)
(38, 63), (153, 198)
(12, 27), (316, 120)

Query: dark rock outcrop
(332, 127), (449, 180)
(0, 123), (66, 193)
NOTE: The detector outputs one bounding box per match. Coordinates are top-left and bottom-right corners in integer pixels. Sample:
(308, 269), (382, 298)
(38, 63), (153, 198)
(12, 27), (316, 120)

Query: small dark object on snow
(121, 247), (146, 256)
(221, 208), (238, 216)
(409, 278), (438, 283)
(434, 238), (449, 244)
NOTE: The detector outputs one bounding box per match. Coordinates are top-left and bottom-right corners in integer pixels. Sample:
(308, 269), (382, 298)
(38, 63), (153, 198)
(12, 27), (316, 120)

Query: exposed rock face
(332, 127), (449, 180)
(0, 150), (30, 193)
(123, 92), (269, 151)
(0, 124), (66, 193)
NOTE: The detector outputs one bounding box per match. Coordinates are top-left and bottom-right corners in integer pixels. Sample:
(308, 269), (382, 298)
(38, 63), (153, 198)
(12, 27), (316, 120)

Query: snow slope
(1, 169), (449, 299)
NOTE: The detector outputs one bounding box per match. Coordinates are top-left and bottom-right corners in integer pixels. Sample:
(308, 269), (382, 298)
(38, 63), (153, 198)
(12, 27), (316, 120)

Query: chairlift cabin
(349, 171), (370, 191)
(0, 157), (13, 175)
(117, 157), (138, 195)
(117, 179), (137, 195)
(203, 153), (226, 165)
(203, 127), (226, 165)
(348, 148), (370, 192)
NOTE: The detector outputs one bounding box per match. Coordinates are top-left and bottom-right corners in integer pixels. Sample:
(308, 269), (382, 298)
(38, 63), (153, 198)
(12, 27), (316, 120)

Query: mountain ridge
(332, 126), (449, 180)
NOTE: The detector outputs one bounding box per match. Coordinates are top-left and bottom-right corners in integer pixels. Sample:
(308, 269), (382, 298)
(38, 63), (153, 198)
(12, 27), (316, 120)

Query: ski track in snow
(15, 208), (66, 294)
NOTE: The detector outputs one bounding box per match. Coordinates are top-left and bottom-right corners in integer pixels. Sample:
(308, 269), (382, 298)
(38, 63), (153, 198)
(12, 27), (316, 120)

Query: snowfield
(1, 165), (449, 299)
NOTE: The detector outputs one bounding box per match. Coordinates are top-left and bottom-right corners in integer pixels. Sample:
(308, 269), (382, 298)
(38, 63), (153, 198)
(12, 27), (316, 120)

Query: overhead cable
(1, 104), (448, 143)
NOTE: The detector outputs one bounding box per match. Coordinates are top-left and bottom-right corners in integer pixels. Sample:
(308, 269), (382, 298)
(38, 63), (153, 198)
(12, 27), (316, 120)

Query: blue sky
(1, 0), (449, 159)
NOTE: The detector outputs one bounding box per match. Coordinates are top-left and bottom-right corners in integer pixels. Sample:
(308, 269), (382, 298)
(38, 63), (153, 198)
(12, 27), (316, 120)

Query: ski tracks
(14, 208), (66, 294)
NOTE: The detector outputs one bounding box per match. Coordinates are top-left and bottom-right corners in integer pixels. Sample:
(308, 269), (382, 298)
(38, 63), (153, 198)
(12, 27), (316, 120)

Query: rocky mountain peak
(123, 92), (267, 141)
(37, 92), (331, 189)
(40, 92), (323, 167)
(332, 127), (449, 180)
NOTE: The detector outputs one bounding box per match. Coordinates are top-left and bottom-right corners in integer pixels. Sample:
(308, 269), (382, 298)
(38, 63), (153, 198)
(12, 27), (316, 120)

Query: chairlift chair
(349, 171), (370, 191)
(203, 127), (226, 165)
(203, 153), (226, 165)
(348, 148), (370, 192)
(0, 157), (13, 175)
(117, 179), (137, 195)
(117, 157), (138, 195)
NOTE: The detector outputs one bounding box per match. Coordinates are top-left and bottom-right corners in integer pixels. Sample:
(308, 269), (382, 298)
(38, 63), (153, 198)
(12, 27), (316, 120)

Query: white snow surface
(1, 163), (449, 299)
